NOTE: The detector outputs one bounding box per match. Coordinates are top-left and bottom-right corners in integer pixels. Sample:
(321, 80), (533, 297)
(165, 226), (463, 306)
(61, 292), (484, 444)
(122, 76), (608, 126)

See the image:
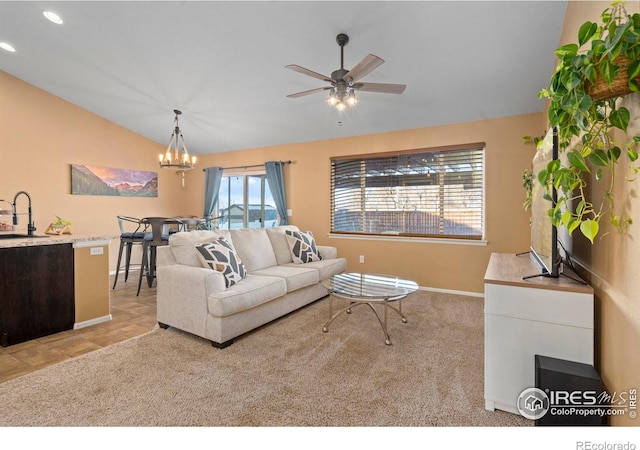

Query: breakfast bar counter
(0, 233), (116, 248)
(0, 233), (116, 346)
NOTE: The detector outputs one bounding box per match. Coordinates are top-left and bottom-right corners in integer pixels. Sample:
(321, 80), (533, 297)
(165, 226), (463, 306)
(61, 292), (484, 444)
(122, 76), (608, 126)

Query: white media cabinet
(483, 252), (594, 415)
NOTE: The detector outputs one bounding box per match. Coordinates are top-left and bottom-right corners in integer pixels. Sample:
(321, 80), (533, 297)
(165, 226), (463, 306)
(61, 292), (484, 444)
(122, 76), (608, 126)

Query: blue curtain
(265, 161), (288, 225)
(203, 167), (224, 230)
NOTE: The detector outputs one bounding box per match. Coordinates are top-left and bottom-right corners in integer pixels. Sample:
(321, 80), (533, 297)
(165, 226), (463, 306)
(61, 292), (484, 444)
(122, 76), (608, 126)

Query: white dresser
(483, 253), (594, 415)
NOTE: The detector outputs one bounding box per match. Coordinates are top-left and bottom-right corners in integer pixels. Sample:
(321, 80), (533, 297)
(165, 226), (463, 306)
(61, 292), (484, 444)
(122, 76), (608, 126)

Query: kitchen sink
(0, 233), (50, 239)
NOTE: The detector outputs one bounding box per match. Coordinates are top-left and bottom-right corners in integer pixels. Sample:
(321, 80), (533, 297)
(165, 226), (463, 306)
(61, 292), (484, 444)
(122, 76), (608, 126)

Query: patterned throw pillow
(195, 237), (247, 288)
(285, 230), (323, 264)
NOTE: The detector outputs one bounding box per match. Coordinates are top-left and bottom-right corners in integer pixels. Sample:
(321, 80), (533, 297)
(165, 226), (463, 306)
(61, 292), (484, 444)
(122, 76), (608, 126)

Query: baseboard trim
(417, 285), (484, 298)
(74, 314), (112, 329)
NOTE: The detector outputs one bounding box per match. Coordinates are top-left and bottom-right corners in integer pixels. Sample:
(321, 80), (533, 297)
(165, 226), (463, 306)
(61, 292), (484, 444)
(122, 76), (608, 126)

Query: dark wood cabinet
(0, 243), (75, 346)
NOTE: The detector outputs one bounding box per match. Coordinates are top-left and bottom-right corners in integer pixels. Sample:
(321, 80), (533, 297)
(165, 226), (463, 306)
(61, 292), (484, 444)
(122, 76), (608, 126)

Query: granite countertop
(0, 233), (117, 248)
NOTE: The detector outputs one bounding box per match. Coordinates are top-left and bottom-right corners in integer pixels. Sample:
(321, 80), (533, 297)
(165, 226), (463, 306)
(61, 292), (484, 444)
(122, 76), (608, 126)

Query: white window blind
(330, 144), (485, 239)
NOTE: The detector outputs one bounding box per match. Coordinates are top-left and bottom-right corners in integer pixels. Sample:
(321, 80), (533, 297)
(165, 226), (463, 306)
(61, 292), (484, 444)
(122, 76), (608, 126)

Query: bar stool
(112, 216), (147, 289)
(137, 217), (184, 296)
(173, 215), (204, 231)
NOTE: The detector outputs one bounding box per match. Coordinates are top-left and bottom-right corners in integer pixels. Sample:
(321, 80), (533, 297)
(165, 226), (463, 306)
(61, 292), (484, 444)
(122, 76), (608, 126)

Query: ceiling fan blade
(285, 64), (334, 83)
(286, 87), (330, 98)
(355, 82), (406, 94)
(343, 54), (385, 83)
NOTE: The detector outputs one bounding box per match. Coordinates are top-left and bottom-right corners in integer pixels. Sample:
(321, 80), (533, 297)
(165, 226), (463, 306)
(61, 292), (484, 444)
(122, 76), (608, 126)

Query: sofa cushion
(265, 225), (300, 265)
(251, 265), (319, 292)
(169, 230), (231, 267)
(284, 257), (347, 281)
(207, 274), (287, 317)
(228, 228), (278, 272)
(285, 230), (323, 264)
(196, 238), (247, 288)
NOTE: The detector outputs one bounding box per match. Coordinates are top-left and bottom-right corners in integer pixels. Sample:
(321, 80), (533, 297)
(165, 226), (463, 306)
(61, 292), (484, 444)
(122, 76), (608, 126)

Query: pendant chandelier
(158, 109), (196, 187)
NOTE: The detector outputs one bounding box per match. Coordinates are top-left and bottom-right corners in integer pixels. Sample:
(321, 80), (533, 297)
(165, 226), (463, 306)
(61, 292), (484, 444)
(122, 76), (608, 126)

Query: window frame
(216, 171), (278, 230)
(330, 143), (486, 241)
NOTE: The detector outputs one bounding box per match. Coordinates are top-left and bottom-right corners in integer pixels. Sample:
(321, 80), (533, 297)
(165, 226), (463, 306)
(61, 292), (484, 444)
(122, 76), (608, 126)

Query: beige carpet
(0, 291), (529, 426)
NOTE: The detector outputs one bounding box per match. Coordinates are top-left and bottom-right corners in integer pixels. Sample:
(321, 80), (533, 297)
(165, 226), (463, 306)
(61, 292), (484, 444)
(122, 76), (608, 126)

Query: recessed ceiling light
(0, 42), (16, 53)
(43, 11), (63, 25)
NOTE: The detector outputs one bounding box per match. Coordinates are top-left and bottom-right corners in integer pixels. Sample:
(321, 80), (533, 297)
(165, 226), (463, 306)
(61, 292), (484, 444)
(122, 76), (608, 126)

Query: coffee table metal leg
(322, 301), (359, 333)
(322, 294), (408, 345)
(366, 303), (392, 345)
(384, 301), (408, 323)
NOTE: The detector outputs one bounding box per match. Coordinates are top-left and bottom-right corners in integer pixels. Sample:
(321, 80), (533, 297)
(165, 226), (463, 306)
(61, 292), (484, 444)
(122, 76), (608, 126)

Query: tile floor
(0, 274), (157, 383)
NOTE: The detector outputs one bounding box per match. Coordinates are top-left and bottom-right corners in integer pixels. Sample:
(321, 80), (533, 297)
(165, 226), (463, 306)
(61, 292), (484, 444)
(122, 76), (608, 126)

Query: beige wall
(0, 71), (203, 270)
(1, 70), (540, 294)
(558, 2), (640, 426)
(197, 113), (542, 294)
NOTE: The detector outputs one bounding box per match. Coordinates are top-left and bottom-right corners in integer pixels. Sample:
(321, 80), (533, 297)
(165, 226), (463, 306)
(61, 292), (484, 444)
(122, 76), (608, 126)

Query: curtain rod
(203, 160), (292, 172)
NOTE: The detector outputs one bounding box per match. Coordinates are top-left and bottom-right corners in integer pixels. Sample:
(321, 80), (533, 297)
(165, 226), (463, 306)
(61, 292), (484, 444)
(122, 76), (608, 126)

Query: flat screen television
(529, 127), (561, 278)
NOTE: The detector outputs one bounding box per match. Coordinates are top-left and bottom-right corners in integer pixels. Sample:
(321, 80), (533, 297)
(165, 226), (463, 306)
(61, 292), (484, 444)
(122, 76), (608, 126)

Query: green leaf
(567, 218), (581, 235)
(611, 215), (620, 228)
(579, 94), (593, 110)
(563, 72), (582, 91)
(607, 21), (631, 54)
(567, 151), (590, 172)
(628, 148), (639, 162)
(588, 149), (609, 166)
(628, 60), (640, 80)
(537, 169), (548, 184)
(600, 58), (619, 84)
(610, 107), (630, 131)
(584, 64), (598, 84)
(578, 22), (598, 46)
(608, 146), (621, 163)
(561, 211), (573, 227)
(555, 43), (578, 59)
(596, 169), (603, 181)
(580, 219), (599, 243)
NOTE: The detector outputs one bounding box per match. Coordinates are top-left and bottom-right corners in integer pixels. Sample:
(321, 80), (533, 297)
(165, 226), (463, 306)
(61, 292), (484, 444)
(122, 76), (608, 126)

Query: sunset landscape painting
(71, 164), (158, 197)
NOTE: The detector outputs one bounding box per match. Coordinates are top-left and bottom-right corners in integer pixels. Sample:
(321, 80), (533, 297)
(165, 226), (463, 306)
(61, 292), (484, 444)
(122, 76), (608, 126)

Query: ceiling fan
(286, 33), (406, 111)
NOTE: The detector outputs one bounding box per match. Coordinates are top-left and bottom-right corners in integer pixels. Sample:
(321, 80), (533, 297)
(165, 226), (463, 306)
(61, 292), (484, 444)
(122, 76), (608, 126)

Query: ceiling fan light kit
(286, 33), (406, 111)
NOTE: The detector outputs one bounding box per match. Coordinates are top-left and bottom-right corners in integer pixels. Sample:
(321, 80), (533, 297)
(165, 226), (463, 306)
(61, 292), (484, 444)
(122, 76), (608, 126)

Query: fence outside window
(330, 144), (485, 239)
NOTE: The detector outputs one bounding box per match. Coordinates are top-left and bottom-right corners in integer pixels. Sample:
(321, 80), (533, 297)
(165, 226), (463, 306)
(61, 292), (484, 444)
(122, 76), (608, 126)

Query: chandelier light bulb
(158, 110), (196, 186)
(336, 101), (346, 111)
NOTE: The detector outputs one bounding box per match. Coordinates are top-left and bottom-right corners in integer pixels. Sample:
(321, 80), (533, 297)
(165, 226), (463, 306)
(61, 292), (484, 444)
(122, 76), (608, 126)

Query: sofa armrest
(156, 264), (226, 336)
(317, 245), (337, 259)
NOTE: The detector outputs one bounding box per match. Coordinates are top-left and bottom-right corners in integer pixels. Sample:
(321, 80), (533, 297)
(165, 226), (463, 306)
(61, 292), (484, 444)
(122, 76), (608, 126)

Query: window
(330, 144), (485, 239)
(217, 174), (278, 229)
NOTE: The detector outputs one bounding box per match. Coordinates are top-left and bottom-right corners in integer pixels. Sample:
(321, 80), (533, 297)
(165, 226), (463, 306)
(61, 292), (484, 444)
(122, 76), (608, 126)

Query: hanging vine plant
(532, 1), (640, 243)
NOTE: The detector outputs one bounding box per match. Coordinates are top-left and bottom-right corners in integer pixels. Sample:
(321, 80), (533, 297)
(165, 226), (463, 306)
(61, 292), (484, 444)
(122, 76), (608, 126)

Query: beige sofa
(156, 225), (347, 348)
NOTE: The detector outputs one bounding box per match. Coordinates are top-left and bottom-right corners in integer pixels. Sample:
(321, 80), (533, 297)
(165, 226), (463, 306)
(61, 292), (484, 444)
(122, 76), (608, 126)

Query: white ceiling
(0, 1), (567, 155)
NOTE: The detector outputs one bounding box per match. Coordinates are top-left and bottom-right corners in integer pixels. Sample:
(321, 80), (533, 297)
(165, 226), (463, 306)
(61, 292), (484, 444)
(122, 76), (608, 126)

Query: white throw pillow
(285, 230), (323, 264)
(195, 237), (247, 288)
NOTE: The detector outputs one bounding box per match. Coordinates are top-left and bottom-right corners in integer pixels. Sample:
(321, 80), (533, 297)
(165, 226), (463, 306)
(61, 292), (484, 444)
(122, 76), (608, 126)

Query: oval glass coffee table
(321, 272), (418, 345)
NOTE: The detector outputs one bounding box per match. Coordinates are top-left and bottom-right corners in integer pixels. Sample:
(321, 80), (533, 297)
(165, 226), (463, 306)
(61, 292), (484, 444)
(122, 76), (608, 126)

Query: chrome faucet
(12, 191), (36, 236)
